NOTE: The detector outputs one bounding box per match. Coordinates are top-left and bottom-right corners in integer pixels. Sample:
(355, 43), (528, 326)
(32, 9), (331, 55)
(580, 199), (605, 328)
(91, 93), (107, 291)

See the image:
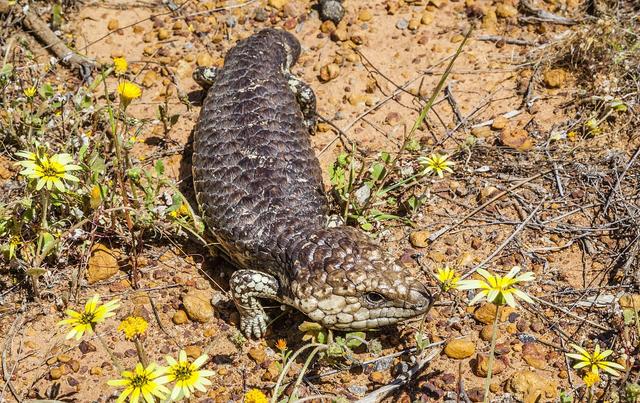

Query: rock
(330, 27), (349, 42)
(107, 19), (119, 31)
(182, 290), (215, 323)
(90, 366), (102, 376)
(248, 347), (266, 364)
(320, 20), (336, 34)
(385, 112), (402, 126)
(467, 387), (484, 402)
(408, 18), (420, 30)
(319, 63), (340, 82)
(78, 341), (96, 354)
(473, 353), (505, 377)
(262, 361), (280, 381)
(478, 186), (499, 203)
(69, 359), (80, 372)
(396, 18), (409, 30)
(496, 3), (518, 18)
(522, 343), (547, 369)
(543, 69), (566, 88)
(421, 12), (434, 25)
(358, 9), (373, 22)
(491, 115), (509, 130)
(444, 339), (475, 359)
(58, 354), (71, 363)
(196, 53), (214, 67)
(409, 230), (430, 248)
(253, 7), (268, 22)
(172, 309), (189, 325)
(369, 371), (385, 384)
(268, 0), (287, 10)
(50, 367), (63, 380)
(501, 128), (533, 151)
(474, 303), (497, 324)
(471, 125), (492, 139)
(184, 345), (202, 359)
(86, 244), (120, 284)
(508, 370), (558, 402)
(319, 0), (345, 24)
(157, 28), (171, 40)
(479, 325), (496, 341)
(619, 294), (640, 310)
(142, 70), (158, 88)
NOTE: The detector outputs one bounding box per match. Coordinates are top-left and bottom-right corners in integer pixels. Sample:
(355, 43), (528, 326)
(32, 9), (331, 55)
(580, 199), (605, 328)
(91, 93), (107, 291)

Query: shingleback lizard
(192, 28), (431, 338)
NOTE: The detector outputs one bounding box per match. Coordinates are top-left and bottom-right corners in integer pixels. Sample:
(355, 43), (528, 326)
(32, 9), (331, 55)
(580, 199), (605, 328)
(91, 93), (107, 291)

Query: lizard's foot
(193, 66), (218, 90)
(229, 269), (280, 339)
(240, 311), (269, 339)
(286, 73), (317, 134)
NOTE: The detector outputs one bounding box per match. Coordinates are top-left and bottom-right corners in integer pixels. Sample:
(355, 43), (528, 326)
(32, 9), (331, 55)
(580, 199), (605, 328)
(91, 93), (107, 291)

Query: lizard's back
(192, 29), (327, 275)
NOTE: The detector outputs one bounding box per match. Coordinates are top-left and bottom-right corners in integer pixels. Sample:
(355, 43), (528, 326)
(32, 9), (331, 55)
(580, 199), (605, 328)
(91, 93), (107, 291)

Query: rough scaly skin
(192, 29), (431, 338)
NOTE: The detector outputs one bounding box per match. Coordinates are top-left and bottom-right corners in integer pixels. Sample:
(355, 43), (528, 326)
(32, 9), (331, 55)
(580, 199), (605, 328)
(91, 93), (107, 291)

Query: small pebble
(319, 0), (345, 24)
(107, 19), (119, 31)
(395, 18), (409, 30)
(50, 367), (63, 380)
(172, 310), (189, 325)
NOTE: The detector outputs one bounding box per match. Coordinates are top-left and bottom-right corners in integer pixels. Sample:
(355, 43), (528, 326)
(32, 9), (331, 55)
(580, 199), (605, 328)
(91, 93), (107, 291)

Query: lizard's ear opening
(363, 291), (387, 306)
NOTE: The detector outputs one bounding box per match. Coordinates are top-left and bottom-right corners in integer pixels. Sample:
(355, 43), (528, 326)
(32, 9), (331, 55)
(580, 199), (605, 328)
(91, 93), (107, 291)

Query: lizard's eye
(364, 292), (386, 305)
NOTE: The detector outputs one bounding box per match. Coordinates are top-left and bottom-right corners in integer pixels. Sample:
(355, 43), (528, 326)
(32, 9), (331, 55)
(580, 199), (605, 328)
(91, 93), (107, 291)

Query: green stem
(96, 332), (123, 373)
(483, 304), (501, 403)
(40, 190), (49, 229)
(270, 343), (325, 403)
(134, 338), (148, 366)
(290, 345), (326, 400)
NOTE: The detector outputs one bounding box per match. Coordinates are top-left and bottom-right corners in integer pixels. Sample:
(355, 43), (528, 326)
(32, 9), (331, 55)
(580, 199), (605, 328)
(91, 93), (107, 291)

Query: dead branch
(0, 0), (94, 76)
(519, 1), (579, 25)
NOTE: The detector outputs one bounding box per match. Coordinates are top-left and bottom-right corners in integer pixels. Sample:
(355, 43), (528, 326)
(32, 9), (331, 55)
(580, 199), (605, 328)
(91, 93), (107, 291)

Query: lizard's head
(290, 228), (432, 331)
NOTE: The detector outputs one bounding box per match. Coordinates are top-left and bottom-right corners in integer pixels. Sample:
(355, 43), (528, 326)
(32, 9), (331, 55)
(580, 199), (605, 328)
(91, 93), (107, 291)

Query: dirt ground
(1, 0), (639, 402)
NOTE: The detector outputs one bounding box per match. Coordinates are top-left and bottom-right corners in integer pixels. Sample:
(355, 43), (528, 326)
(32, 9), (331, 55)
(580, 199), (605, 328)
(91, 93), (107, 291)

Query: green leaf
(370, 162), (386, 182)
(154, 160), (165, 176)
(39, 83), (54, 98)
(623, 308), (637, 325)
(26, 268), (47, 277)
(345, 331), (366, 348)
(379, 151), (391, 163)
(0, 63), (13, 79)
(127, 167), (142, 180)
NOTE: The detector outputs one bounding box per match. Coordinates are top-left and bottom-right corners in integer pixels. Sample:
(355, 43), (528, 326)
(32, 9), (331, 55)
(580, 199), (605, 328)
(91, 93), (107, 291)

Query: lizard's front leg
(286, 73), (317, 134)
(229, 269), (280, 338)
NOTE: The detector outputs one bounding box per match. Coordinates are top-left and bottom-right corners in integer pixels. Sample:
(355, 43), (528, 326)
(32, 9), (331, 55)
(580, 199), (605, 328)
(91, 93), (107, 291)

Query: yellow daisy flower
(113, 57), (128, 75)
(16, 150), (82, 192)
(583, 371), (600, 388)
(457, 266), (535, 307)
(23, 86), (37, 99)
(117, 81), (142, 106)
(566, 344), (625, 377)
(118, 316), (148, 340)
(57, 294), (120, 340)
(418, 153), (455, 178)
(244, 389), (268, 403)
(436, 266), (460, 292)
(108, 362), (170, 403)
(157, 350), (215, 400)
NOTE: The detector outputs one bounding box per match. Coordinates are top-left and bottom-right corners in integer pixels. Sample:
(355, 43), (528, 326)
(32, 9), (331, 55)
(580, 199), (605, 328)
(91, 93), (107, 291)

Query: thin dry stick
(1, 312), (23, 402)
(602, 145), (640, 214)
(429, 170), (551, 242)
(0, 0), (94, 75)
(532, 295), (610, 331)
(461, 198), (545, 280)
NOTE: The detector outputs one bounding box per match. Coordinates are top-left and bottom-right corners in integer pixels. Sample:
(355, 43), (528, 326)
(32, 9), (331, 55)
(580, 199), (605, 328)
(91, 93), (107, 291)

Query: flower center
(130, 373), (150, 388)
(172, 363), (193, 382)
(40, 160), (64, 178)
(80, 311), (96, 324)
